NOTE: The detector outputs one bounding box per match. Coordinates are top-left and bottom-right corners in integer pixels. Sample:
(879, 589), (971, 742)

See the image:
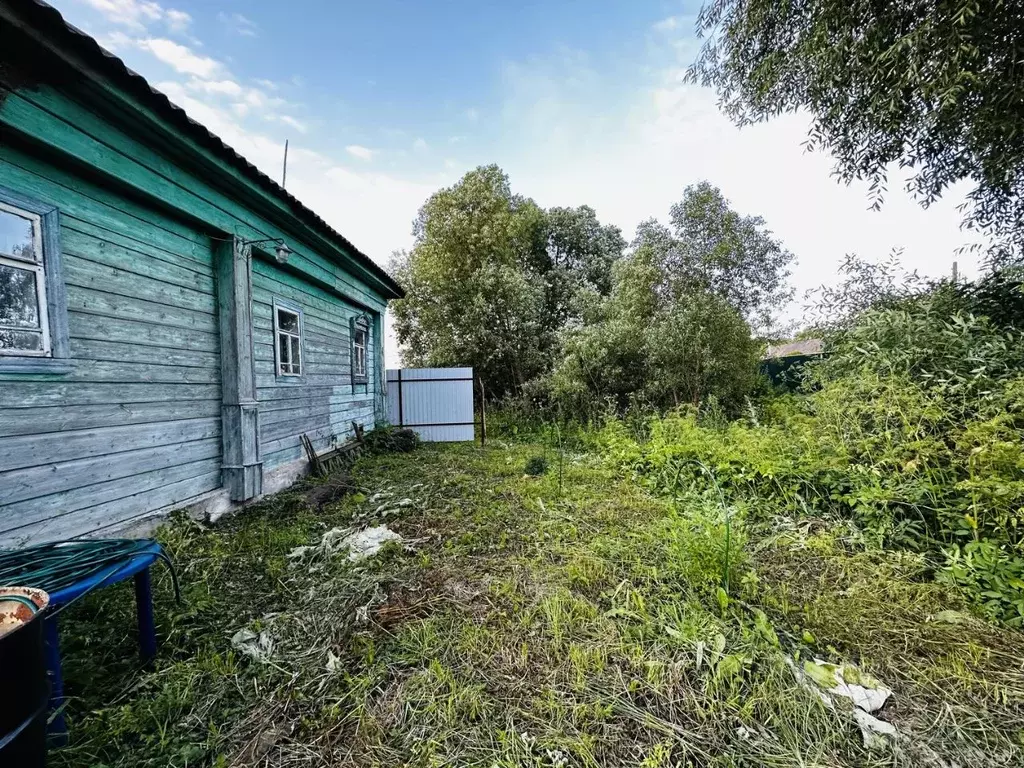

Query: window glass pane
(0, 329), (43, 351)
(355, 328), (368, 375)
(0, 208), (35, 263)
(278, 333), (290, 369)
(0, 263), (41, 328)
(277, 308), (299, 334)
(290, 336), (301, 372)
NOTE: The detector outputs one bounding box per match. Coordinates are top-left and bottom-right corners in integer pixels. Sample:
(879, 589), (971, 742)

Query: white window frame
(353, 325), (367, 378)
(273, 301), (303, 377)
(351, 315), (369, 384)
(0, 200), (51, 357)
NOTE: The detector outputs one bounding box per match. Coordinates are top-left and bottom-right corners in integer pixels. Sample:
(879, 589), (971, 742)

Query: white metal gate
(386, 367), (475, 442)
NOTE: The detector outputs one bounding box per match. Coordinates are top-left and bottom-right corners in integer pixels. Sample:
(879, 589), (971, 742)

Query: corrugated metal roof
(9, 0), (404, 299)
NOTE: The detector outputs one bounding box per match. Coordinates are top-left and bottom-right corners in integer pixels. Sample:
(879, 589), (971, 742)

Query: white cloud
(74, 0), (189, 33)
(96, 29), (133, 51)
(412, 138), (429, 152)
(500, 49), (608, 150)
(218, 12), (259, 38)
(275, 115), (308, 134)
(652, 16), (682, 33)
(186, 78), (243, 97)
(164, 9), (191, 32)
(346, 145), (376, 161)
(137, 38), (222, 78)
(464, 107), (480, 123)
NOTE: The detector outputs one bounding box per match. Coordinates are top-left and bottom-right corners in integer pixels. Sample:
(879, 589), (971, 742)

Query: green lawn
(53, 441), (1022, 767)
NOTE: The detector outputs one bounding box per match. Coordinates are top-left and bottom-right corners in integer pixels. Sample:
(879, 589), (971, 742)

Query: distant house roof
(7, 0), (404, 300)
(764, 338), (825, 359)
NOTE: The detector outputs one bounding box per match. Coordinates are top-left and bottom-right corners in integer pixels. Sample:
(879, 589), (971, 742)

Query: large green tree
(390, 166), (547, 398)
(688, 0), (1024, 261)
(390, 166), (625, 398)
(551, 242), (760, 418)
(542, 205), (625, 327)
(634, 182), (794, 334)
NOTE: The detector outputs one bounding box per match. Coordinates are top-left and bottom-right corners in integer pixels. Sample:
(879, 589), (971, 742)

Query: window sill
(0, 357), (74, 374)
(352, 376), (368, 386)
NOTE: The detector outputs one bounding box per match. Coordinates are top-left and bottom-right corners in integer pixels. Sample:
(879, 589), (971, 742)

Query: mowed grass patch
(53, 442), (1022, 767)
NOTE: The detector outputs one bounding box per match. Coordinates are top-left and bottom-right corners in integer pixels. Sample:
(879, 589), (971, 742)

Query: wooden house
(0, 1), (404, 545)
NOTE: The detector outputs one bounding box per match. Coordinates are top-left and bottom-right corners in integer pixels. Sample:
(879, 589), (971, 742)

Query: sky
(54, 0), (987, 366)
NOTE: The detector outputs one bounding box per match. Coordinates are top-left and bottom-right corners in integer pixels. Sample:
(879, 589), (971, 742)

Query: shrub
(939, 541), (1024, 627)
(363, 426), (420, 455)
(524, 456), (549, 476)
(549, 247), (762, 421)
(598, 284), (1024, 625)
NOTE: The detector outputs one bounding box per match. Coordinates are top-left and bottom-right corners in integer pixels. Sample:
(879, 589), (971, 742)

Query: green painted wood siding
(252, 260), (379, 468)
(0, 144), (222, 545)
(0, 72), (390, 544)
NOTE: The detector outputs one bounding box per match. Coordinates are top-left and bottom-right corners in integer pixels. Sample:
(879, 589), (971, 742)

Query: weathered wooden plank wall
(252, 260), (377, 469)
(0, 144), (222, 545)
(0, 69), (389, 544)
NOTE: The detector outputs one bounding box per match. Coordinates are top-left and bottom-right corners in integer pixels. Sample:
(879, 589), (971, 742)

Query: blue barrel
(0, 587), (50, 767)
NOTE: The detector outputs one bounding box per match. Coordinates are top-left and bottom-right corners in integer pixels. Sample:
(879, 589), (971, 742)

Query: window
(0, 187), (69, 373)
(274, 303), (302, 376)
(351, 315), (369, 384)
(1, 202), (50, 355)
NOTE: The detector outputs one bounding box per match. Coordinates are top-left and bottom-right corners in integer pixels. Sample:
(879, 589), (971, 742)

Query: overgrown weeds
(52, 440), (1022, 767)
(598, 288), (1024, 625)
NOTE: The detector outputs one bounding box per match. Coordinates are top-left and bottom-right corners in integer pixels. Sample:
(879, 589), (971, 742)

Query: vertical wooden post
(373, 311), (385, 422)
(396, 367), (404, 426)
(478, 375), (486, 446)
(216, 236), (262, 500)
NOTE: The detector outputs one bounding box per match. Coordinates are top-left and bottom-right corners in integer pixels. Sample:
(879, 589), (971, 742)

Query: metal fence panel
(386, 367), (474, 442)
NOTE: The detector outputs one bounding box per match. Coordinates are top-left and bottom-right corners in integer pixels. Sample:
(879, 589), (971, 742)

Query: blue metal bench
(44, 541), (162, 738)
(0, 539), (172, 741)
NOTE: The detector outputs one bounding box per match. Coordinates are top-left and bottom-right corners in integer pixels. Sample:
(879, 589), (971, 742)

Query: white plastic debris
(285, 545), (316, 561)
(340, 525), (402, 560)
(854, 708), (898, 749)
(285, 525), (402, 564)
(326, 649), (343, 673)
(320, 526), (355, 553)
(231, 627), (274, 662)
(929, 609), (970, 625)
(786, 658), (836, 709)
(833, 677), (891, 714)
(803, 660), (892, 713)
(799, 659), (897, 746)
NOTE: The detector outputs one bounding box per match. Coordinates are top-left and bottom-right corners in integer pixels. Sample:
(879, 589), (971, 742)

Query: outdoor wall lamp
(244, 237), (293, 264)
